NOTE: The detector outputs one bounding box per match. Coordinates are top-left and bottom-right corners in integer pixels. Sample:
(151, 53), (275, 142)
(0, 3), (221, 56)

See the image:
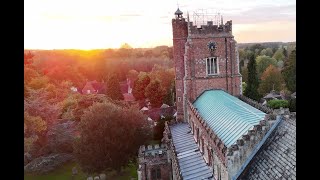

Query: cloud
(224, 4), (295, 24)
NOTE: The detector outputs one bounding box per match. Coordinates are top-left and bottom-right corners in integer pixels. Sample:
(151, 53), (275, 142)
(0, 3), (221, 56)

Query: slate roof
(237, 115), (296, 180)
(170, 123), (214, 180)
(193, 90), (266, 147)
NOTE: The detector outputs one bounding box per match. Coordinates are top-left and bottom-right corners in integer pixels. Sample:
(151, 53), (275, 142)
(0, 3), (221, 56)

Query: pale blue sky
(24, 0), (296, 49)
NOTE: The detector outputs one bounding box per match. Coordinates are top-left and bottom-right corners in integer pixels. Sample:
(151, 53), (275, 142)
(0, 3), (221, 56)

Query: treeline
(239, 42), (296, 102)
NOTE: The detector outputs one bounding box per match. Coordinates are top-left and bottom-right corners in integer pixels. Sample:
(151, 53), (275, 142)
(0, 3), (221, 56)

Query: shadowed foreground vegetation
(24, 162), (138, 180)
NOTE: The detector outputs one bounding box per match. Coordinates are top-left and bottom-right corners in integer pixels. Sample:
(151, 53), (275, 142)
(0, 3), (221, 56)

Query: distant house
(81, 80), (106, 94)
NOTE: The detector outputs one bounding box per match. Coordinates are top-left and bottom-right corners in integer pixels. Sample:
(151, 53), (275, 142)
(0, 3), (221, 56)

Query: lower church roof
(170, 123), (214, 180)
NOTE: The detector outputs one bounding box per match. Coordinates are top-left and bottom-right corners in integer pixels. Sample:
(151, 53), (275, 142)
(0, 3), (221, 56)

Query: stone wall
(137, 144), (171, 180)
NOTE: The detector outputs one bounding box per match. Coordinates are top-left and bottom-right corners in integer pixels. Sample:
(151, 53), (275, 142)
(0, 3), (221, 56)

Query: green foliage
(277, 60), (284, 69)
(73, 94), (108, 121)
(256, 55), (277, 77)
(145, 80), (165, 108)
(242, 82), (247, 94)
(260, 48), (274, 57)
(267, 99), (289, 109)
(74, 101), (151, 173)
(282, 49), (296, 92)
(132, 72), (151, 100)
(273, 48), (285, 61)
(288, 98), (296, 112)
(241, 68), (248, 83)
(244, 54), (260, 100)
(258, 65), (284, 96)
(106, 74), (124, 100)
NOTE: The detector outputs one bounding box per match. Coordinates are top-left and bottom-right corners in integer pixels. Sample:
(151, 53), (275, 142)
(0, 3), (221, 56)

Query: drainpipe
(230, 40), (233, 95)
(225, 38), (228, 91)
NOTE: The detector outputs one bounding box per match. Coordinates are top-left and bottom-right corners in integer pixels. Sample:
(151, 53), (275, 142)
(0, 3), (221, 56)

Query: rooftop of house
(170, 123), (214, 180)
(263, 90), (282, 100)
(193, 90), (266, 147)
(236, 113), (296, 180)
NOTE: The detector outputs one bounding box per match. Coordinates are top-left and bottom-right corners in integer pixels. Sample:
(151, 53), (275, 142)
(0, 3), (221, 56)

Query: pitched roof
(263, 90), (282, 100)
(170, 123), (213, 180)
(193, 90), (266, 147)
(236, 115), (296, 179)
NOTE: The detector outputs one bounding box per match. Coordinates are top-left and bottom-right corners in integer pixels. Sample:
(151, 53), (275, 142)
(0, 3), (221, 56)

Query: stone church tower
(172, 9), (242, 122)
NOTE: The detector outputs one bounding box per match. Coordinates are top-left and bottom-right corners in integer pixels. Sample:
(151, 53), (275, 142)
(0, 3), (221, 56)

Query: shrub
(267, 99), (289, 109)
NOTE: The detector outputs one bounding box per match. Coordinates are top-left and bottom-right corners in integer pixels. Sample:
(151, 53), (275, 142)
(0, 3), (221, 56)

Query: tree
(106, 74), (124, 100)
(127, 69), (139, 82)
(244, 54), (260, 100)
(260, 48), (273, 57)
(28, 76), (49, 90)
(256, 55), (277, 77)
(283, 47), (288, 58)
(132, 72), (150, 100)
(241, 68), (248, 83)
(258, 65), (284, 96)
(282, 49), (296, 92)
(74, 102), (151, 173)
(145, 79), (165, 108)
(73, 94), (108, 121)
(265, 48), (274, 57)
(273, 48), (285, 61)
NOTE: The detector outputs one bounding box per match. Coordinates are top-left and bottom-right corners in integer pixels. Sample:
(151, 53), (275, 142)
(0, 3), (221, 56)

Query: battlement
(138, 144), (167, 158)
(189, 20), (232, 35)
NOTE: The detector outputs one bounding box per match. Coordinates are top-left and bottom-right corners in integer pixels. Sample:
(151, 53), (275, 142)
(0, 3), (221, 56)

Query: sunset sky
(24, 0), (296, 50)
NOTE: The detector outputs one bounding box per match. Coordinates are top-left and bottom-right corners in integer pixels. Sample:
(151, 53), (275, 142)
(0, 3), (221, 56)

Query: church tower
(172, 9), (242, 122)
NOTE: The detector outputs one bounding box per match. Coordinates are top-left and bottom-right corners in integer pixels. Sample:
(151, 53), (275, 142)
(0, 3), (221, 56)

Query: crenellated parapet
(189, 20), (233, 37)
(238, 95), (273, 113)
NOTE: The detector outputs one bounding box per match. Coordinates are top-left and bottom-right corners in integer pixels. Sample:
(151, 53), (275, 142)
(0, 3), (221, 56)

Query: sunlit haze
(25, 0), (296, 50)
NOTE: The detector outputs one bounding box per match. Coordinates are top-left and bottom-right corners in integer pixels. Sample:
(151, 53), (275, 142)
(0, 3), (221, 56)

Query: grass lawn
(24, 161), (138, 180)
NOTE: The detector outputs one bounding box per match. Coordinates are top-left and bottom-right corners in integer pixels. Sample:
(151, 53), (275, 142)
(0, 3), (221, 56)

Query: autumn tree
(258, 65), (284, 96)
(127, 69), (139, 82)
(28, 76), (49, 90)
(24, 111), (47, 152)
(73, 94), (108, 121)
(256, 55), (277, 77)
(132, 72), (151, 100)
(145, 79), (165, 108)
(282, 49), (296, 92)
(244, 54), (260, 100)
(106, 74), (124, 100)
(74, 101), (151, 173)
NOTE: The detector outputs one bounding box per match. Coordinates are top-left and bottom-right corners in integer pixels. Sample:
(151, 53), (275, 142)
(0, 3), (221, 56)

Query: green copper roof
(193, 90), (266, 147)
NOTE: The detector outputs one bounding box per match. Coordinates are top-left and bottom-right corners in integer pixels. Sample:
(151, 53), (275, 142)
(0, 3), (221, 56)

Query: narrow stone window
(206, 57), (218, 75)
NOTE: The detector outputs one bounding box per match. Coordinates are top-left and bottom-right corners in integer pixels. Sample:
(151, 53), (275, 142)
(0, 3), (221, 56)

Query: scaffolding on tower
(190, 9), (223, 28)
